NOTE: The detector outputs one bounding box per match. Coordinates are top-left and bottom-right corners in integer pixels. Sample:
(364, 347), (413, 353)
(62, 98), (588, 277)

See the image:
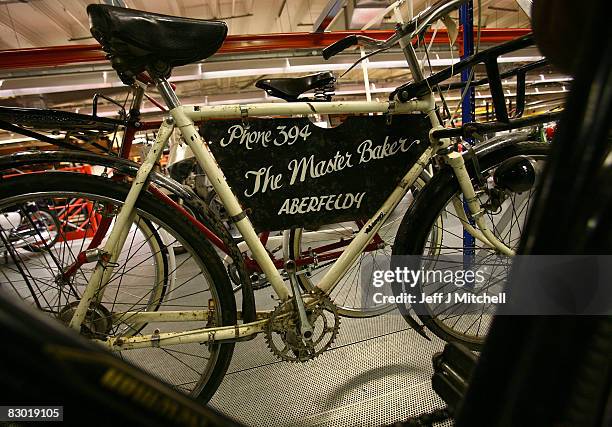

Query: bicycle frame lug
(471, 209), (486, 220)
(240, 106), (250, 129)
(429, 125), (450, 150)
(386, 101), (395, 125)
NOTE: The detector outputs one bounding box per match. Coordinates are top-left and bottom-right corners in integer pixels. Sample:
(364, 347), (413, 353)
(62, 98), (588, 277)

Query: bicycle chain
(265, 290), (340, 363)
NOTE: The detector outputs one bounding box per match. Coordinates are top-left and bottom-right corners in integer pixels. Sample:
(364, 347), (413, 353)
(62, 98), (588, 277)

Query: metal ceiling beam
(0, 13), (46, 47)
(166, 0), (183, 17)
(313, 0), (346, 32)
(492, 10), (526, 28)
(292, 0), (312, 27)
(102, 0), (128, 7)
(209, 0), (221, 19)
(29, 2), (73, 39)
(0, 28), (532, 71)
(57, 0), (89, 33)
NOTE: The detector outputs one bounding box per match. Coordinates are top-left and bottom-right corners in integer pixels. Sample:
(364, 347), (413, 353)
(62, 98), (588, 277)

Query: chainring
(265, 292), (340, 363)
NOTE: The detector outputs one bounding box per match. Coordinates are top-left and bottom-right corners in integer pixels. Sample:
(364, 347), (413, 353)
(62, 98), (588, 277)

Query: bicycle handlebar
(322, 0), (469, 60)
(322, 35), (387, 60)
(404, 0), (469, 39)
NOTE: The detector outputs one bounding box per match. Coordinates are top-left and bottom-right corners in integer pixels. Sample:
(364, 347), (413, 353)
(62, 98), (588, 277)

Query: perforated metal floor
(210, 309), (453, 427)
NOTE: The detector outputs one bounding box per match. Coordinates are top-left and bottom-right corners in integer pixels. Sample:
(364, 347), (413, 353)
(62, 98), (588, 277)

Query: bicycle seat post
(153, 76), (181, 110)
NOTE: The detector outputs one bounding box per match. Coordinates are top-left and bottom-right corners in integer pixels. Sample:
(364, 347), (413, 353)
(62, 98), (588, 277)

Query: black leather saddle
(87, 4), (227, 83)
(255, 72), (335, 102)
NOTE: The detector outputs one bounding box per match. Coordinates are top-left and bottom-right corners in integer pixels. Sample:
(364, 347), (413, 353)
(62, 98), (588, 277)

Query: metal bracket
(240, 106), (250, 129)
(308, 247), (319, 268)
(229, 209), (249, 223)
(151, 328), (161, 348)
(207, 330), (216, 345)
(84, 248), (110, 263)
(386, 101), (395, 125)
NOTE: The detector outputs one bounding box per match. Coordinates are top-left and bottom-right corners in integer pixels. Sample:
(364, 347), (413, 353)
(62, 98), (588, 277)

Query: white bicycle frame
(68, 10), (515, 351)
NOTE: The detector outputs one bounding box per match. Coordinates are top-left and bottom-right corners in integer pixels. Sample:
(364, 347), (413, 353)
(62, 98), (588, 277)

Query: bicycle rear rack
(0, 97), (125, 153)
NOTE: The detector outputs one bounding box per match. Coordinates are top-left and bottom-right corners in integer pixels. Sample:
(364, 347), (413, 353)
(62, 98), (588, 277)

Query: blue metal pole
(460, 1), (476, 283)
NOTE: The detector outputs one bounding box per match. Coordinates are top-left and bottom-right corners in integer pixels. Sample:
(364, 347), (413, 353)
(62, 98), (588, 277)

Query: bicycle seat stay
(255, 72), (335, 102)
(87, 4), (227, 83)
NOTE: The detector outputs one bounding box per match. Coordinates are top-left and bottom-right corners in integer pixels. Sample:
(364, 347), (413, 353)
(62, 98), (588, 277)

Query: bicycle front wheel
(392, 141), (550, 350)
(0, 172), (236, 403)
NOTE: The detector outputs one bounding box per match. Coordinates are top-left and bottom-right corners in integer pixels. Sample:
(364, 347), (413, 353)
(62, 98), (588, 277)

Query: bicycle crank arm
(284, 259), (314, 341)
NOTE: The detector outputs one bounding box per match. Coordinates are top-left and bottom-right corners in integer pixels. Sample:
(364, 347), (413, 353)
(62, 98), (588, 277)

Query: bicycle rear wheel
(20, 206), (61, 252)
(0, 172), (236, 402)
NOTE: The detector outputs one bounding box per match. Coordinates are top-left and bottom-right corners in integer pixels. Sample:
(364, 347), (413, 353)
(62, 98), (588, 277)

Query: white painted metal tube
(69, 119), (175, 330)
(451, 196), (494, 246)
(105, 319), (268, 350)
(445, 151), (514, 256)
(170, 106), (291, 301)
(111, 309), (270, 323)
(183, 99), (430, 120)
(232, 227), (355, 255)
(317, 146), (434, 294)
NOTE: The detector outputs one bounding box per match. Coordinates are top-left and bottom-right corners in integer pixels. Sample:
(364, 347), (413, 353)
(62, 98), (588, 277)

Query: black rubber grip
(322, 35), (358, 60)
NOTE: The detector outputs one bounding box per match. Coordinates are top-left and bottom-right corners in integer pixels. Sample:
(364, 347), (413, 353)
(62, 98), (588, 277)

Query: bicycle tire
(22, 207), (61, 252)
(0, 172), (237, 403)
(392, 142), (551, 350)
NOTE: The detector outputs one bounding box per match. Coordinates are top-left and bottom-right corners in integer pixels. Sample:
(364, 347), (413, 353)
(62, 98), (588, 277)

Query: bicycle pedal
(431, 342), (477, 413)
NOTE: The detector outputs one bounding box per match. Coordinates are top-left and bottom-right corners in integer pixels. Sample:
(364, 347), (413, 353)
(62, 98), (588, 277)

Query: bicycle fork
(445, 149), (514, 256)
(68, 118), (175, 330)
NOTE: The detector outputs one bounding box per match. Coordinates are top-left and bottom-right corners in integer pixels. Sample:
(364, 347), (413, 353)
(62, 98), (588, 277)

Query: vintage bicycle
(0, 0), (557, 402)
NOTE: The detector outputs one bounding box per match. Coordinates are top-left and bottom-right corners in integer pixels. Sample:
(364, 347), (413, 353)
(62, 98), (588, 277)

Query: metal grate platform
(211, 310), (453, 427)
